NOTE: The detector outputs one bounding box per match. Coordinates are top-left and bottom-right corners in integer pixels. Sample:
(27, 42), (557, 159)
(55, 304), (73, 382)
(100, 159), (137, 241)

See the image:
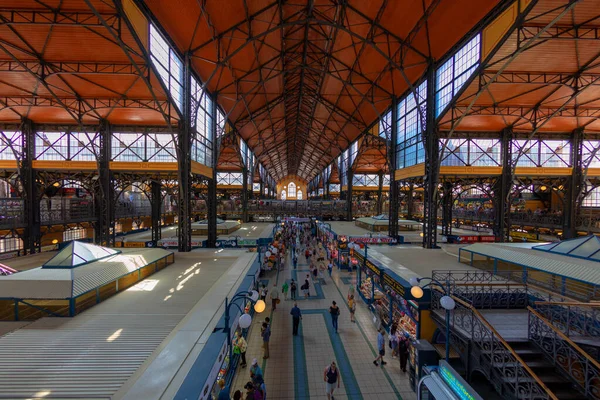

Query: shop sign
(348, 236), (397, 244)
(237, 238), (257, 246)
(216, 239), (238, 247)
(365, 259), (380, 276)
(510, 231), (538, 241)
(383, 274), (405, 296)
(439, 361), (483, 400)
(158, 239), (202, 247)
(479, 236), (496, 242)
(124, 241), (146, 248)
(458, 236), (480, 243)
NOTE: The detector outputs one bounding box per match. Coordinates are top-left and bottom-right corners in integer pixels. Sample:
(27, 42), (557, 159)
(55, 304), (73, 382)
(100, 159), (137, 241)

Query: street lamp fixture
(350, 240), (369, 297)
(223, 289), (264, 374)
(409, 276), (455, 361)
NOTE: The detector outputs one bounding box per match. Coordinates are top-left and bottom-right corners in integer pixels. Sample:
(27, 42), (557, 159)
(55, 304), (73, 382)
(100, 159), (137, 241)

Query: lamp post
(223, 290), (266, 369)
(409, 277), (455, 361)
(350, 240), (368, 296)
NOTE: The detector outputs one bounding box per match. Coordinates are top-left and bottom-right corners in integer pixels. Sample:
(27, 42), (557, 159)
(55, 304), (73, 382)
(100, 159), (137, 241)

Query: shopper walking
(270, 285), (279, 311)
(399, 333), (410, 372)
(261, 322), (270, 359)
(329, 301), (340, 333)
(259, 284), (268, 301)
(217, 379), (230, 400)
(282, 281), (289, 300)
(290, 302), (302, 335)
(327, 259), (333, 277)
(290, 279), (297, 300)
(348, 295), (356, 323)
(324, 361), (340, 400)
(373, 328), (387, 366)
(233, 331), (248, 367)
(250, 358), (262, 382)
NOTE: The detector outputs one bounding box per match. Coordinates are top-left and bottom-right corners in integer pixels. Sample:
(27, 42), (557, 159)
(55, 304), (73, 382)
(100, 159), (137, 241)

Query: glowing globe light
(254, 299), (266, 313)
(239, 313), (252, 329)
(411, 285), (424, 299)
(440, 295), (456, 310)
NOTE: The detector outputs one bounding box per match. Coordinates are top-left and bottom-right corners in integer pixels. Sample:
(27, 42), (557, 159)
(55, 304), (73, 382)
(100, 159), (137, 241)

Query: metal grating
(0, 313), (180, 399)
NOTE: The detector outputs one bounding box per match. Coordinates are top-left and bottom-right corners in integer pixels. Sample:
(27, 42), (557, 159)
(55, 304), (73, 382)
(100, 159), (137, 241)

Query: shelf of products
(379, 295), (391, 327)
(359, 277), (373, 300)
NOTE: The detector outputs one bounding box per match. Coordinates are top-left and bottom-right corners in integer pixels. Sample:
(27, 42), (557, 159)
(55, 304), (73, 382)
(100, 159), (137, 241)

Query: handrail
(534, 301), (600, 307)
(527, 306), (600, 371)
(434, 288), (559, 400)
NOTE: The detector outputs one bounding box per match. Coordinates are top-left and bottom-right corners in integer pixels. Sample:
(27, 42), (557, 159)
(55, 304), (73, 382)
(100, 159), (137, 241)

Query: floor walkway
(231, 251), (416, 400)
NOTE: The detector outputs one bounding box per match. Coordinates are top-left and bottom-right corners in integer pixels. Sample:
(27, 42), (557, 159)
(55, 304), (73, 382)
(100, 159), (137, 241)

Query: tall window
(436, 34), (481, 116)
(297, 190), (303, 200)
(396, 80), (427, 169)
(150, 24), (183, 112)
(281, 190), (287, 201)
(288, 182), (297, 198)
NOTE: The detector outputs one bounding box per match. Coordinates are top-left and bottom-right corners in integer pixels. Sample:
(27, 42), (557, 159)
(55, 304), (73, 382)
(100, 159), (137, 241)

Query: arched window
(281, 190), (286, 200)
(288, 182), (296, 197)
(297, 190), (303, 200)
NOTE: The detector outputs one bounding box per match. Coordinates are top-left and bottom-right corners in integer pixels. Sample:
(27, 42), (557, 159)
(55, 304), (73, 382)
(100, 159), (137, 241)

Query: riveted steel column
(441, 181), (453, 236)
(151, 180), (162, 246)
(493, 128), (513, 242)
(377, 170), (384, 215)
(388, 97), (399, 239)
(21, 118), (40, 254)
(177, 55), (192, 252)
(95, 119), (114, 247)
(423, 64), (439, 249)
(563, 128), (583, 239)
(346, 168), (353, 221)
(206, 93), (218, 248)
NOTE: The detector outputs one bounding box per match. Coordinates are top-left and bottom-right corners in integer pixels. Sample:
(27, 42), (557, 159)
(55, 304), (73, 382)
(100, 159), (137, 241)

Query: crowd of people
(216, 220), (405, 400)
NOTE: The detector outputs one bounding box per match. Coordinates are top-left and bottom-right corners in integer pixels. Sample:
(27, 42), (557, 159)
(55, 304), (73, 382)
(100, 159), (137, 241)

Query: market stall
(353, 248), (436, 341)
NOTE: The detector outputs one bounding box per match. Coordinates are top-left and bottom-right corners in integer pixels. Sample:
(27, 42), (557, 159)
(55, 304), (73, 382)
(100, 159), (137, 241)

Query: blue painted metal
(303, 310), (363, 400)
(293, 320), (310, 399)
(174, 255), (262, 400)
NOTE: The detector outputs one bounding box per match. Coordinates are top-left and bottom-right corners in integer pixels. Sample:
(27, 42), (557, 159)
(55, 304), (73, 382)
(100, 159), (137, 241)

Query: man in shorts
(324, 361), (340, 400)
(373, 328), (387, 367)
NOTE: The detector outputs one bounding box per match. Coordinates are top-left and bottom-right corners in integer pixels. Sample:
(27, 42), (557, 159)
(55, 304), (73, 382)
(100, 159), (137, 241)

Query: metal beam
(423, 63), (438, 249)
(563, 128), (584, 239)
(0, 10), (119, 28)
(95, 120), (114, 246)
(151, 180), (161, 246)
(21, 118), (40, 255)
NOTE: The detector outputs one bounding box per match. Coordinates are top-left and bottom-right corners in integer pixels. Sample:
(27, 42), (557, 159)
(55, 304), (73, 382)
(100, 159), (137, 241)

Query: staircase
(506, 340), (587, 400)
(429, 271), (598, 400)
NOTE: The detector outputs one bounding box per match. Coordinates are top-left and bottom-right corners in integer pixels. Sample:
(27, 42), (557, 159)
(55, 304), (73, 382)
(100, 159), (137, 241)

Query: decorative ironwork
(534, 303), (600, 339)
(528, 308), (600, 399)
(431, 290), (555, 400)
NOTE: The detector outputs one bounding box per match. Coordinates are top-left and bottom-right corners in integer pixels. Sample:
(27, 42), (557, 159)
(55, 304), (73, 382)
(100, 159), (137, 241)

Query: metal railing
(534, 302), (600, 338)
(0, 199), (24, 229)
(528, 307), (600, 400)
(40, 198), (95, 224)
(431, 289), (558, 400)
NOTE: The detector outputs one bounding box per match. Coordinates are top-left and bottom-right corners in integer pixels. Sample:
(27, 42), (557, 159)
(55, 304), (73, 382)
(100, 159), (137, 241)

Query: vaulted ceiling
(145, 0), (502, 180)
(0, 0), (503, 181)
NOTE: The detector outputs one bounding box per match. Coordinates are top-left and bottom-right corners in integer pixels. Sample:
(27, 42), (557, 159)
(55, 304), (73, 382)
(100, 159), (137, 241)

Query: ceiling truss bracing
(440, 1), (600, 140)
(0, 0), (175, 126)
(146, 0), (500, 181)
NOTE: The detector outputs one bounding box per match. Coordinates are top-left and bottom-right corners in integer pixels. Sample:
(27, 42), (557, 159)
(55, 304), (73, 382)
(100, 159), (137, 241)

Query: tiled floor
(231, 251), (417, 400)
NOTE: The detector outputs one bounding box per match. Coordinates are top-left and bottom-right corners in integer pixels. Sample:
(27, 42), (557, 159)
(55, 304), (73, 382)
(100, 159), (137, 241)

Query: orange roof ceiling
(440, 0), (600, 135)
(0, 0), (177, 126)
(146, 0), (500, 180)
